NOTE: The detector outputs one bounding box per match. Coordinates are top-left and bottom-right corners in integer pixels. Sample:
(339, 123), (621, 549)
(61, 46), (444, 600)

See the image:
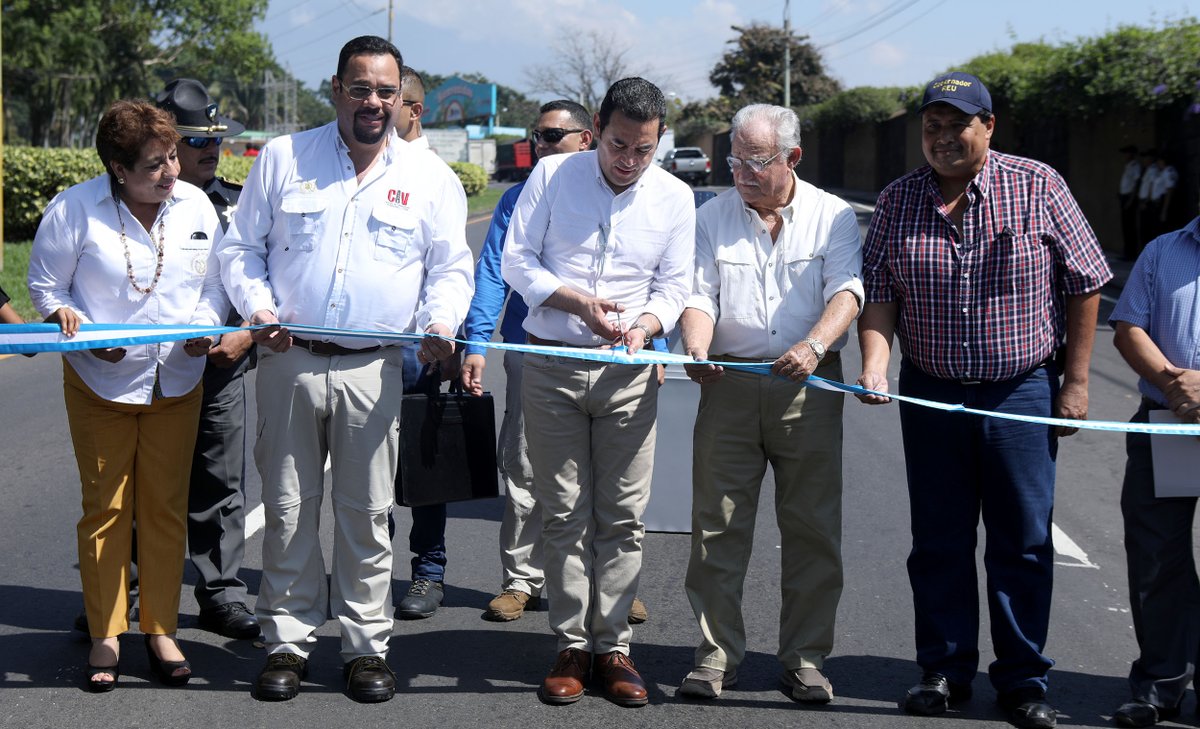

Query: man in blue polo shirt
(1109, 213), (1200, 728)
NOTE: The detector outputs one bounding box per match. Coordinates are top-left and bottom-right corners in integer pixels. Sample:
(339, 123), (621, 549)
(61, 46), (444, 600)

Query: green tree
(710, 23), (840, 109)
(3, 0), (273, 146)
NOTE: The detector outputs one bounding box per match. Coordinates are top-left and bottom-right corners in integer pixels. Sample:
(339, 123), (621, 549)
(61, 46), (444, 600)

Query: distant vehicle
(495, 139), (535, 181)
(660, 147), (711, 186)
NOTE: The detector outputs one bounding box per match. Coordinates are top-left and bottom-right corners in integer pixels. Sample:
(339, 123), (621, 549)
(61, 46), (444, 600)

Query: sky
(259, 0), (1198, 105)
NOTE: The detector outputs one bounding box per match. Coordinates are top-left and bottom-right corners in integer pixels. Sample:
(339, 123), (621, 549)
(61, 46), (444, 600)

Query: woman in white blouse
(28, 100), (227, 692)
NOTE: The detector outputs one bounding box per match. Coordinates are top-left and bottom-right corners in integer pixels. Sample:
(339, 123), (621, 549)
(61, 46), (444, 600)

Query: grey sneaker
(397, 578), (444, 619)
(781, 667), (833, 703)
(678, 666), (738, 698)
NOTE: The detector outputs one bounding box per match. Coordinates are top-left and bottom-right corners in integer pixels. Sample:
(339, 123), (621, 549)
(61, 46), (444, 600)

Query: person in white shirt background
(216, 34), (473, 704)
(28, 99), (226, 693)
(677, 103), (862, 705)
(502, 76), (694, 708)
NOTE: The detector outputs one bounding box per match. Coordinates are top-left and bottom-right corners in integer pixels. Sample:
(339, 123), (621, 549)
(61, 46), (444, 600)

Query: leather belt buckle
(958, 378), (982, 386)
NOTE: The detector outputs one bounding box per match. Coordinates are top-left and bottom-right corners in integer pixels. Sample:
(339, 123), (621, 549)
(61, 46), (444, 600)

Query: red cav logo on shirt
(386, 189), (411, 207)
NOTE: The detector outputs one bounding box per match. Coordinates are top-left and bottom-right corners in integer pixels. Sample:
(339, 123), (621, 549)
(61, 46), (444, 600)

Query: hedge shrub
(4, 147), (104, 240)
(3, 147), (260, 240)
(449, 161), (488, 197)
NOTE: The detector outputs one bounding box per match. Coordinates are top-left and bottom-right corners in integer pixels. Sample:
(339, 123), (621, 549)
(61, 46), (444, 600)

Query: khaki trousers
(497, 350), (543, 596)
(521, 353), (656, 654)
(253, 346), (403, 661)
(685, 354), (845, 671)
(63, 360), (202, 638)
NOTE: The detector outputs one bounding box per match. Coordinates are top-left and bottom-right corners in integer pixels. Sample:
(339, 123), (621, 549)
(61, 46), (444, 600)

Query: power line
(816, 0), (925, 49)
(827, 0), (951, 61)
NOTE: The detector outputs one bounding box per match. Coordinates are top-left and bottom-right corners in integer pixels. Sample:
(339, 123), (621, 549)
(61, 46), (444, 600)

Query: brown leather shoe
(539, 648), (591, 705)
(596, 651), (648, 707)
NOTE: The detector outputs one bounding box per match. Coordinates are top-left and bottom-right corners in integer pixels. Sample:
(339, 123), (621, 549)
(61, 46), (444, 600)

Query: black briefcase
(395, 373), (500, 507)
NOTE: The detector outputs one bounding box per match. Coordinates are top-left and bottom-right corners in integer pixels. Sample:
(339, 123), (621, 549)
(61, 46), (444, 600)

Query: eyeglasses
(400, 100), (418, 107)
(532, 128), (586, 144)
(183, 136), (222, 149)
(727, 150), (783, 173)
(341, 82), (400, 102)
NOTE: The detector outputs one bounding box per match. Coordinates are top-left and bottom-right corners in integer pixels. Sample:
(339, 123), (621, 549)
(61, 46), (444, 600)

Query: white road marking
(1052, 523), (1099, 569)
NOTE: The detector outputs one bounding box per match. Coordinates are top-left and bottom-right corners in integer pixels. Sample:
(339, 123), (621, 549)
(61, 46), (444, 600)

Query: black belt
(291, 336), (382, 356)
(956, 356), (1055, 386)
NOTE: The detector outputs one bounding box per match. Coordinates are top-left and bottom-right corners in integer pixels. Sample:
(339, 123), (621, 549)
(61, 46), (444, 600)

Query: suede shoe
(198, 601), (260, 639)
(344, 656), (395, 703)
(999, 687), (1057, 729)
(678, 666), (738, 699)
(596, 651), (648, 707)
(1114, 700), (1179, 727)
(397, 578), (443, 620)
(627, 597), (649, 624)
(540, 648), (592, 705)
(781, 666), (834, 703)
(255, 652), (307, 701)
(902, 672), (973, 715)
(483, 589), (539, 621)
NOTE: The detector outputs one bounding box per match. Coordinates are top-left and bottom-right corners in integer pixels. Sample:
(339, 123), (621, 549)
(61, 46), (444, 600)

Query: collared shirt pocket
(715, 248), (762, 321)
(279, 194), (327, 252)
(179, 234), (214, 280)
(782, 252), (824, 313)
(371, 204), (421, 265)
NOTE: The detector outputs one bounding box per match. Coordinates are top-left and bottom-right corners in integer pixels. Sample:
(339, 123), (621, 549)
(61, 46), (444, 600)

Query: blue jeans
(393, 345), (447, 583)
(898, 359), (1059, 695)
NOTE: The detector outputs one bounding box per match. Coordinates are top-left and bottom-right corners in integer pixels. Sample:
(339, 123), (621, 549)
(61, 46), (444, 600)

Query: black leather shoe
(255, 653), (307, 701)
(397, 578), (443, 620)
(1114, 700), (1180, 727)
(344, 656), (395, 703)
(199, 602), (260, 640)
(999, 687), (1057, 729)
(902, 672), (973, 715)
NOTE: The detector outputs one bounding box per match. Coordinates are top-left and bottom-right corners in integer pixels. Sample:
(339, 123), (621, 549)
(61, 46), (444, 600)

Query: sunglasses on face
(341, 82), (400, 102)
(531, 128), (585, 144)
(183, 136), (222, 149)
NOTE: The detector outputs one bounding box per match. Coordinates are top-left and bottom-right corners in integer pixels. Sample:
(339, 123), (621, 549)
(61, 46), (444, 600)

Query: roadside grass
(0, 242), (35, 321)
(467, 186), (503, 218)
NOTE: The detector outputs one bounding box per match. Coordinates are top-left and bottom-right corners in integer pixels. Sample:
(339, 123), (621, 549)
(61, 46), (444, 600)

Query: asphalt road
(0, 196), (1194, 729)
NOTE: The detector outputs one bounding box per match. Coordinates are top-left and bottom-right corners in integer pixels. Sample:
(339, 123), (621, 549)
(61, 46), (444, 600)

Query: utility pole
(388, 0), (394, 43)
(783, 0), (791, 108)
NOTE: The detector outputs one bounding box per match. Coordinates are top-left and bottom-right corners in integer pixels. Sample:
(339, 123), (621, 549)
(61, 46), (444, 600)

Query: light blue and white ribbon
(3, 322), (1197, 437)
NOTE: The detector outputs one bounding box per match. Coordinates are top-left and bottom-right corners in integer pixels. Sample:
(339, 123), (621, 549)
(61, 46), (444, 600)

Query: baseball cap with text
(919, 72), (992, 115)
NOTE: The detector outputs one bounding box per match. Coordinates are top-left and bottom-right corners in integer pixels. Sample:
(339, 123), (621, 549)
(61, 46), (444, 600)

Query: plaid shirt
(863, 150), (1112, 382)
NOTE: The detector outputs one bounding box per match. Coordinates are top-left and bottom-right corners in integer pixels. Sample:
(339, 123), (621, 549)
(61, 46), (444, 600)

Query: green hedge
(4, 147), (105, 241)
(3, 147), (259, 241)
(3, 147), (489, 240)
(449, 161), (488, 197)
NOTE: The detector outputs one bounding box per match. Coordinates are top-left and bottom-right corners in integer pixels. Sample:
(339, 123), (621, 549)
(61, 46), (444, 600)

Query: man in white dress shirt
(217, 35), (473, 704)
(678, 104), (863, 704)
(501, 77), (694, 707)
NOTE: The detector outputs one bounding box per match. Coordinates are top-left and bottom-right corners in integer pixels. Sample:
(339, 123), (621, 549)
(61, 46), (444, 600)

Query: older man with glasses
(678, 103), (862, 704)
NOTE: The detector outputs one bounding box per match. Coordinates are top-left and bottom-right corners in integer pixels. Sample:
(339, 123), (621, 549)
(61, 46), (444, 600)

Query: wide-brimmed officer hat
(155, 78), (245, 137)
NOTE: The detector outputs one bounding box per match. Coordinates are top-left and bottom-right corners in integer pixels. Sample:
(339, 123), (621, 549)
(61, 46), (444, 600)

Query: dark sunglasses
(183, 136), (222, 149)
(531, 128), (585, 144)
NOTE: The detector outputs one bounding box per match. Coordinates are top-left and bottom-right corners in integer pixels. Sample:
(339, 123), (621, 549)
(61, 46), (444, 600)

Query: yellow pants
(63, 361), (202, 638)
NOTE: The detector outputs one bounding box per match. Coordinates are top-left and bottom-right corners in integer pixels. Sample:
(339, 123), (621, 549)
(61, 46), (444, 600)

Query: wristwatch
(802, 337), (827, 361)
(630, 322), (654, 340)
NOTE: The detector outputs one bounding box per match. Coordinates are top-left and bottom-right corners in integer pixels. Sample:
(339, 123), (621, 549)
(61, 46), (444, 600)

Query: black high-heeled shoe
(144, 635), (191, 687)
(85, 663), (120, 692)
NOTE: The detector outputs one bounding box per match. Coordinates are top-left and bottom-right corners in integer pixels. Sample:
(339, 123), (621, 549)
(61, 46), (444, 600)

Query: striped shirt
(1109, 216), (1200, 406)
(863, 150), (1112, 382)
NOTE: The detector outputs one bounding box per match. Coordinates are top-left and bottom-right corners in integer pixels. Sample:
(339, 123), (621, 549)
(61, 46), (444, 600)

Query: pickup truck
(660, 147), (711, 186)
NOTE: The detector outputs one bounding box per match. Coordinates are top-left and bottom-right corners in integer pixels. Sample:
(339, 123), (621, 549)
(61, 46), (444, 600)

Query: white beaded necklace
(114, 197), (166, 295)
